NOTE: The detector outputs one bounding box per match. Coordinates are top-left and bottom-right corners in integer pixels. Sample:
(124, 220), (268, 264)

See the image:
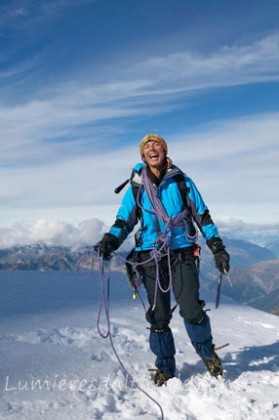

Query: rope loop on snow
(96, 256), (165, 420)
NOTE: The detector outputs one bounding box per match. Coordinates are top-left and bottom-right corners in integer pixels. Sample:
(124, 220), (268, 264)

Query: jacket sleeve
(108, 184), (139, 247)
(185, 176), (220, 241)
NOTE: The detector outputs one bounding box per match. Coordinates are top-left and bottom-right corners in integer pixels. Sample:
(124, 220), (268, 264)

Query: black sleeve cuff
(206, 237), (225, 254)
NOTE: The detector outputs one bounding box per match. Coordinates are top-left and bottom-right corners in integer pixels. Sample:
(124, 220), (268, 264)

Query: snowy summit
(0, 270), (278, 419)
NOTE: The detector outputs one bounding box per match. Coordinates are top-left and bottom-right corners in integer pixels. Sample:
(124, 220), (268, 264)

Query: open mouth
(149, 153), (159, 160)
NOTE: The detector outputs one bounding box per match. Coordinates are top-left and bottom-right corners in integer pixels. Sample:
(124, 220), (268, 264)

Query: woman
(95, 133), (230, 385)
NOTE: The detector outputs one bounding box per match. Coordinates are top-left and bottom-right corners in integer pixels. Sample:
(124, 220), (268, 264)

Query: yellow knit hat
(139, 133), (168, 158)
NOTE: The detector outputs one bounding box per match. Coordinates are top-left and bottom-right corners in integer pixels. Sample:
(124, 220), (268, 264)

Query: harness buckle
(193, 244), (201, 257)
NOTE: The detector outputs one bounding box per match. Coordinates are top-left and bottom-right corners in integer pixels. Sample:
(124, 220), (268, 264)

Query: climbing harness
(133, 166), (198, 310)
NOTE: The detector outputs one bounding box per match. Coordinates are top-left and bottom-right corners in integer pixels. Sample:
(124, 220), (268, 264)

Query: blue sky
(0, 0), (278, 248)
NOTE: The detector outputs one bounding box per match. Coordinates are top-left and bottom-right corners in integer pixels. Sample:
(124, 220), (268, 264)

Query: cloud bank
(0, 218), (107, 250)
(0, 217), (277, 252)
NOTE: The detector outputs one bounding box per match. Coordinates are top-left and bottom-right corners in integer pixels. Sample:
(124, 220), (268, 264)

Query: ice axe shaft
(215, 270), (231, 309)
(215, 274), (223, 309)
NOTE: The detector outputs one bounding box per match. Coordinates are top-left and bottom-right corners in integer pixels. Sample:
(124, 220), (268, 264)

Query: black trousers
(137, 247), (205, 329)
(134, 247), (214, 370)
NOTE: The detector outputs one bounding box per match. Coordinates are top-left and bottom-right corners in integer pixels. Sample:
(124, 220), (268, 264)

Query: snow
(0, 270), (278, 420)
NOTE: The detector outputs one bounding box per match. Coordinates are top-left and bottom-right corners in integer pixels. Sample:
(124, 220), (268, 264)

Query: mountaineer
(95, 133), (230, 385)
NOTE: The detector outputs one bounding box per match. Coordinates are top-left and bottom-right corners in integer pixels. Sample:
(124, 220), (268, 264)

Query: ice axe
(215, 270), (232, 309)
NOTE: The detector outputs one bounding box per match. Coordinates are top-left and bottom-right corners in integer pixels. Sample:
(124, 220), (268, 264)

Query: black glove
(94, 233), (119, 260)
(207, 237), (230, 274)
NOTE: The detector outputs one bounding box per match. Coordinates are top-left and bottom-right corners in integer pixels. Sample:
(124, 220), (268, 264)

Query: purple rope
(76, 246), (95, 280)
(76, 167), (203, 416)
(96, 257), (110, 338)
(138, 167), (198, 244)
(141, 166), (190, 227)
(135, 166), (198, 309)
(97, 257), (165, 420)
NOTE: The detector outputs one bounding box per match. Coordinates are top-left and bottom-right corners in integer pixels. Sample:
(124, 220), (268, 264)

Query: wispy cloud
(171, 112), (279, 163)
(0, 47), (49, 83)
(0, 22), (278, 231)
(123, 32), (279, 93)
(0, 79), (165, 167)
(217, 217), (279, 248)
(169, 112), (279, 224)
(1, 32), (278, 169)
(0, 0), (94, 29)
(0, 110), (277, 230)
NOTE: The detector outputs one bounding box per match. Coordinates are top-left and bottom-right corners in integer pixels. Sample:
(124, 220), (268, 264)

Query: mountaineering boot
(184, 313), (224, 376)
(202, 349), (223, 377)
(149, 368), (173, 386)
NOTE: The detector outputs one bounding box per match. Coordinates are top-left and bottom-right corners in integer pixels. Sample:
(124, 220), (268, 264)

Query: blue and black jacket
(109, 163), (220, 252)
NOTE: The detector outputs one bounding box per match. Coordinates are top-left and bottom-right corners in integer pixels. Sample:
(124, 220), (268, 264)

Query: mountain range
(0, 238), (278, 315)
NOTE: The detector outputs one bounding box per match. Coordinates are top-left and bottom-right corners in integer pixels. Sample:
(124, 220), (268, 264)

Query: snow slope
(0, 270), (278, 420)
